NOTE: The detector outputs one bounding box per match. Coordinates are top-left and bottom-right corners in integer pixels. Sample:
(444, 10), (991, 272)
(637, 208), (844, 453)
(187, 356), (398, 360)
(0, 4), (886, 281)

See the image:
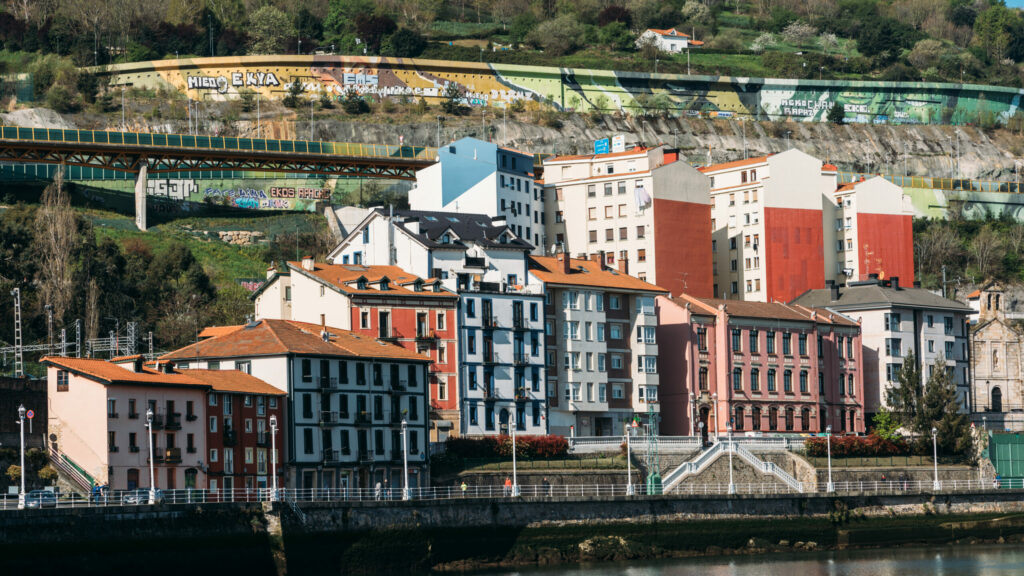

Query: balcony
(355, 412), (372, 426)
(256, 434), (269, 447)
(482, 315), (499, 329)
(478, 281), (501, 293)
(319, 376), (338, 390)
(512, 317), (527, 331)
(515, 388), (530, 401)
(164, 447), (182, 464)
(484, 387), (500, 400)
(149, 413), (165, 430)
(322, 449), (340, 464)
(358, 450), (372, 463)
(147, 449), (164, 464)
(464, 256), (486, 268)
(186, 413), (198, 422)
(415, 330), (439, 342)
(514, 353), (530, 366)
(107, 412), (118, 419)
(387, 380), (407, 394)
(483, 354), (502, 366)
(378, 331), (401, 343)
(187, 446), (197, 454)
(130, 446), (140, 453)
(128, 411), (139, 420)
(223, 430), (238, 446)
(320, 410), (341, 426)
(164, 412), (182, 430)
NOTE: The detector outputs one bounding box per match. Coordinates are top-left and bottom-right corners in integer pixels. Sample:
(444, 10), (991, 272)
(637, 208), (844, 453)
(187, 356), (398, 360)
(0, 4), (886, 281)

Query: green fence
(0, 127), (437, 160)
(988, 432), (1024, 479)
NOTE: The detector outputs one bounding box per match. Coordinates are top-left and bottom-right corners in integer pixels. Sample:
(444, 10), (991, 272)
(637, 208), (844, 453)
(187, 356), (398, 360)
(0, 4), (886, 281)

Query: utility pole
(45, 304), (53, 355)
(75, 319), (81, 358)
(208, 13), (214, 57)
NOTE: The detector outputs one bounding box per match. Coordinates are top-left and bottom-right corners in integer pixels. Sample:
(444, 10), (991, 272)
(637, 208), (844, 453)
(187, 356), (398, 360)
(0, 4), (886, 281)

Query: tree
(750, 32), (777, 54)
(6, 464), (20, 484)
(597, 5), (632, 28)
(526, 14), (584, 56)
(383, 28), (426, 57)
(968, 224), (1004, 279)
(818, 32), (838, 55)
(886, 350), (924, 433)
(342, 87), (369, 114)
(35, 169), (78, 321)
(247, 6), (296, 55)
(441, 82), (465, 115)
(781, 21), (817, 46)
(680, 0), (709, 25)
(598, 21), (633, 51)
(827, 102), (845, 124)
(921, 359), (973, 457)
(510, 12), (538, 44)
(908, 38), (946, 70)
(37, 465), (58, 484)
(283, 77), (305, 108)
(871, 407), (901, 441)
(319, 91), (335, 109)
(972, 4), (1014, 61)
(355, 14), (397, 54)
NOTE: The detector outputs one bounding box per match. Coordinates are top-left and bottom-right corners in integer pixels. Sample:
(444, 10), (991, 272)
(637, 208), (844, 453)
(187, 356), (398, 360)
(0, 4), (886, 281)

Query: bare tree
(968, 225), (1004, 280)
(1006, 224), (1024, 254)
(34, 169), (79, 321)
(85, 279), (100, 342)
(915, 224), (963, 275)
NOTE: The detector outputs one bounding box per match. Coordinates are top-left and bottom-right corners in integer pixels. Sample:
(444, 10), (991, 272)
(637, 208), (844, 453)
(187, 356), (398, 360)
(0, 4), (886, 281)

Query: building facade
(636, 28), (704, 52)
(792, 278), (973, 421)
(542, 145), (712, 297)
(970, 284), (1024, 431)
(43, 355), (284, 493)
(529, 253), (668, 436)
(657, 296), (865, 439)
(704, 151), (914, 303)
(328, 209), (547, 436)
(254, 259), (460, 440)
(409, 137), (543, 251)
(160, 319), (430, 491)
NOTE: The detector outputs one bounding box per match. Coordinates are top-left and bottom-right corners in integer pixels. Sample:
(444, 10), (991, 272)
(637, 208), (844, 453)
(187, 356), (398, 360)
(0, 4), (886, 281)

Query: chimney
(830, 284), (840, 302)
(589, 252), (602, 267)
(302, 255), (314, 271)
(162, 361), (174, 374)
(618, 256), (629, 275)
(891, 276), (900, 290)
(133, 356), (143, 373)
(558, 250), (572, 274)
(266, 265), (277, 280)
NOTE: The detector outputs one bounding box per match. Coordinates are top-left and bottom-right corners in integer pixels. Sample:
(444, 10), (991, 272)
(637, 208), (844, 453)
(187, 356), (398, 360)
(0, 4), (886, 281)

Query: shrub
(444, 434), (568, 458)
(804, 434), (911, 458)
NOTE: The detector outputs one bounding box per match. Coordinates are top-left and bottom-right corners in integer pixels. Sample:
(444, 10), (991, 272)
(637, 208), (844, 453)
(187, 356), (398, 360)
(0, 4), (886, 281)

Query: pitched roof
(199, 325), (244, 339)
(699, 155), (771, 174)
(822, 163), (838, 171)
(110, 354), (144, 363)
(791, 281), (973, 313)
(544, 147), (650, 164)
(287, 261), (455, 299)
(383, 209), (534, 251)
(529, 256), (667, 293)
(648, 28), (689, 37)
(966, 289), (981, 300)
(671, 294), (858, 327)
(40, 356), (282, 394)
(159, 319), (429, 363)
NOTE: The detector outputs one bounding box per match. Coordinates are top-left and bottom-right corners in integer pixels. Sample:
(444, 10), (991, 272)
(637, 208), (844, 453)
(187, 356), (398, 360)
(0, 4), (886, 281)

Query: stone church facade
(971, 284), (1024, 431)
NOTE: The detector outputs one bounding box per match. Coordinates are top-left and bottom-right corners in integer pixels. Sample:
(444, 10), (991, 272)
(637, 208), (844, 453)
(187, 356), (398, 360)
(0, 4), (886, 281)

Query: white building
(409, 137), (544, 252)
(792, 278), (973, 421)
(542, 145), (712, 298)
(161, 319), (431, 492)
(529, 254), (667, 436)
(636, 28), (704, 52)
(328, 209), (547, 436)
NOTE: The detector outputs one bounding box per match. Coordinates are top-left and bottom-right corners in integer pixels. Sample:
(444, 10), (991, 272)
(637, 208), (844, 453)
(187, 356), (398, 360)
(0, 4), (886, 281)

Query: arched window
(734, 405), (744, 431)
(785, 407), (794, 431)
(992, 387), (1003, 412)
(801, 408), (810, 432)
(769, 407), (778, 431)
(752, 407), (761, 430)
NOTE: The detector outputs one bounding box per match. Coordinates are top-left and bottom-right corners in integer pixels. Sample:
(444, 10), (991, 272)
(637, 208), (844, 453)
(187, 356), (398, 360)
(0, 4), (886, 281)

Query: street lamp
(17, 404), (25, 509)
(688, 392), (696, 437)
(511, 410), (520, 496)
(654, 57), (659, 74)
(401, 419), (410, 501)
(146, 408), (156, 505)
(932, 427), (940, 491)
(726, 421), (735, 494)
(270, 414), (278, 502)
(711, 392), (718, 442)
(825, 425), (834, 493)
(626, 421), (637, 496)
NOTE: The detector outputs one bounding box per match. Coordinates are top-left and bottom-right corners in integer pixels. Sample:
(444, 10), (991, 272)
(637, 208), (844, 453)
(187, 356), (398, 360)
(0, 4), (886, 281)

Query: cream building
(971, 284), (1024, 431)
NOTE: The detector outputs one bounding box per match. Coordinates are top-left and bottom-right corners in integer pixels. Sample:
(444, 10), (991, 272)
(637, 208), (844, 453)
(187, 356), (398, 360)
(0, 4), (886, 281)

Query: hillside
(6, 0), (1024, 112)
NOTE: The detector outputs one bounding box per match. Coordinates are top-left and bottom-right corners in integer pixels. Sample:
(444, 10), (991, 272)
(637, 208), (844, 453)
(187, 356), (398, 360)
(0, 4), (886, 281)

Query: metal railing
(734, 442), (803, 492)
(662, 442), (726, 490)
(2, 478), (1012, 511)
(569, 435), (702, 454)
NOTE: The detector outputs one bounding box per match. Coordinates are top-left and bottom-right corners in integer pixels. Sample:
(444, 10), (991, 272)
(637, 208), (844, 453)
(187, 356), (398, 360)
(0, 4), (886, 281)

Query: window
(927, 315), (934, 328)
(619, 227), (628, 240)
(847, 337), (854, 359)
(885, 313), (902, 331)
(604, 183), (613, 196)
(637, 249), (646, 262)
(767, 331), (776, 354)
(209, 416), (218, 433)
(589, 230), (598, 243)
(697, 327), (708, 351)
(731, 328), (741, 352)
(597, 324), (606, 342)
(610, 324), (622, 339)
(466, 299), (476, 318)
(839, 376), (846, 395)
(611, 355), (623, 370)
(640, 356), (658, 373)
(588, 207), (596, 220)
(800, 371), (808, 393)
(886, 338), (902, 357)
(605, 228), (614, 241)
(610, 295), (621, 310)
(944, 317), (954, 335)
(636, 226), (645, 239)
(886, 363), (901, 382)
(749, 330), (759, 353)
(799, 333), (807, 356)
(767, 369), (777, 392)
(605, 205), (613, 218)
(732, 368), (742, 391)
(108, 431), (117, 452)
(945, 341), (954, 360)
(108, 399), (117, 418)
(699, 367), (709, 391)
(301, 359), (312, 383)
(751, 368), (760, 392)
(783, 370), (793, 393)
(57, 370), (69, 391)
(210, 449), (218, 462)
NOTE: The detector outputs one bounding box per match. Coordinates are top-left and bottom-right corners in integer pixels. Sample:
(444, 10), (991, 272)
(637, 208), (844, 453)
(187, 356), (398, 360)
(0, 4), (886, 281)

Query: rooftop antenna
(10, 288), (22, 377)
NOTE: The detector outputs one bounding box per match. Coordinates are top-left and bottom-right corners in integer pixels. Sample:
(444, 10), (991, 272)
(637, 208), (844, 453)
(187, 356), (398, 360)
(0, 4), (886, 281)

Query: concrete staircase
(662, 441), (803, 493)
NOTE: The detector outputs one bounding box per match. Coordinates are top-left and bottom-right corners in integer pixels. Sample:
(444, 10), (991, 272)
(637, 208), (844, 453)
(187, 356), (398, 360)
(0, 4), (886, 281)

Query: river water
(475, 544), (1024, 576)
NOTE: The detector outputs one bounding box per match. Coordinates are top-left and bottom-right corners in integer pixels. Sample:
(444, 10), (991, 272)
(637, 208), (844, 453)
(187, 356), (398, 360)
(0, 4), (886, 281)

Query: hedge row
(804, 434), (911, 458)
(445, 434), (569, 458)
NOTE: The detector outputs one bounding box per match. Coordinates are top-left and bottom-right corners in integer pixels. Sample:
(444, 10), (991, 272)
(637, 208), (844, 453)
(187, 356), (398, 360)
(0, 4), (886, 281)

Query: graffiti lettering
(187, 75), (229, 93)
(147, 179), (198, 200)
(268, 187), (331, 200)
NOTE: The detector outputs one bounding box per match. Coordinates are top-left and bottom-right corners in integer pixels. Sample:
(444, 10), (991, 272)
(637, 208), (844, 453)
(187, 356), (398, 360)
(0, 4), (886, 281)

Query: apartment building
(792, 278), (972, 421)
(409, 137), (543, 251)
(703, 150), (914, 303)
(529, 253), (668, 436)
(160, 319), (431, 492)
(43, 355), (283, 492)
(657, 296), (865, 440)
(327, 209), (547, 436)
(254, 258), (460, 440)
(542, 145), (712, 298)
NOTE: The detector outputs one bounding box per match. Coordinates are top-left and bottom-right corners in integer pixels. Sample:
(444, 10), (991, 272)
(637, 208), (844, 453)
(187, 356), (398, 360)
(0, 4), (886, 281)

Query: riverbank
(5, 492), (1024, 574)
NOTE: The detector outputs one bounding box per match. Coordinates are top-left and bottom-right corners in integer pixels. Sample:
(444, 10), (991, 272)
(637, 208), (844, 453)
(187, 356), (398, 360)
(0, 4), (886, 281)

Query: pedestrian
(503, 476), (512, 497)
(460, 481), (468, 497)
(383, 479), (390, 500)
(90, 483), (100, 504)
(880, 473), (887, 489)
(374, 481), (382, 501)
(542, 477), (551, 497)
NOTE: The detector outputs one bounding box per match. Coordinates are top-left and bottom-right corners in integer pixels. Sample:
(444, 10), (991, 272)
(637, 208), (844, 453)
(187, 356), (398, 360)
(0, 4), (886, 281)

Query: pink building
(43, 355), (281, 492)
(657, 295), (865, 441)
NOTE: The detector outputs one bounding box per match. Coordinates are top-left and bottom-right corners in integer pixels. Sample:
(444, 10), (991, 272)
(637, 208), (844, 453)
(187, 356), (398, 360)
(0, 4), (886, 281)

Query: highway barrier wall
(97, 55), (1024, 126)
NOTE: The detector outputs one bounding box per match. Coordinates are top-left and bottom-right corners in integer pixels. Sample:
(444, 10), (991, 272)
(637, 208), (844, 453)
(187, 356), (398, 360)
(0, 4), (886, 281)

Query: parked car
(121, 489), (164, 505)
(24, 490), (58, 509)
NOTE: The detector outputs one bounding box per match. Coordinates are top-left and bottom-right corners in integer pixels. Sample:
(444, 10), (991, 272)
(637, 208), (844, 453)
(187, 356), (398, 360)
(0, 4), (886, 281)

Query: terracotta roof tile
(288, 262), (455, 299)
(110, 354), (144, 363)
(966, 289), (981, 299)
(822, 163), (838, 171)
(159, 319), (429, 363)
(544, 147), (650, 164)
(529, 256), (668, 293)
(671, 294), (858, 327)
(648, 28), (689, 37)
(185, 370), (284, 395)
(199, 325), (244, 339)
(41, 356), (281, 393)
(699, 155), (771, 173)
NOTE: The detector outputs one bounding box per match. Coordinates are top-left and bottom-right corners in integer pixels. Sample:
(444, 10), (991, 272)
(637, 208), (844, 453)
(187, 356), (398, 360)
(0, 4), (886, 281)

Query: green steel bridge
(0, 127), (437, 179)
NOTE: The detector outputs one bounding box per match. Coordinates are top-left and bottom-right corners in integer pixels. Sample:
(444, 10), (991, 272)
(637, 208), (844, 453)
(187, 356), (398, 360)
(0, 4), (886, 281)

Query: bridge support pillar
(134, 163), (148, 231)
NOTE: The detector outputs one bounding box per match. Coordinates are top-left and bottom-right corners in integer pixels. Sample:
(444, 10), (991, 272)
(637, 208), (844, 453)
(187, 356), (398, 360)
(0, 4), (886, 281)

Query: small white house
(636, 28), (703, 53)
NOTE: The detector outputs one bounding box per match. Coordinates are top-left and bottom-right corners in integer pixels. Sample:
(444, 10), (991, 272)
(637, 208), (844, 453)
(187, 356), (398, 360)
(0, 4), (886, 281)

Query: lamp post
(511, 409), (520, 496)
(825, 425), (834, 493)
(146, 408), (156, 505)
(436, 116), (443, 148)
(688, 392), (696, 437)
(17, 404), (25, 509)
(711, 392), (718, 442)
(270, 414), (278, 502)
(401, 419), (410, 501)
(654, 57), (659, 74)
(726, 421), (735, 494)
(698, 421), (704, 447)
(625, 422), (635, 496)
(932, 427), (940, 491)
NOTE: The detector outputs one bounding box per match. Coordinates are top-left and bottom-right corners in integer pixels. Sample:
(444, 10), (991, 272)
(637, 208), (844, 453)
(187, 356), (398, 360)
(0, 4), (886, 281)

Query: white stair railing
(734, 443), (803, 492)
(663, 442), (724, 490)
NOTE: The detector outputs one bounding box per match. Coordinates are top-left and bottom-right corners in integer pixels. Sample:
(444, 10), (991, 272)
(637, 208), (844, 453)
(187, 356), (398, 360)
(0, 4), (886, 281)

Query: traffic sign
(25, 410), (34, 420)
